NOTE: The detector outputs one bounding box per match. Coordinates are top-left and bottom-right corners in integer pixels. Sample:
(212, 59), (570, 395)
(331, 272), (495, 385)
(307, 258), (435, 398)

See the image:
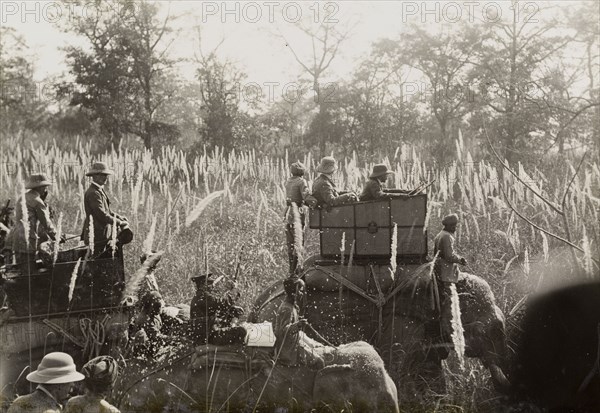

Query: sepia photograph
(0, 1), (599, 412)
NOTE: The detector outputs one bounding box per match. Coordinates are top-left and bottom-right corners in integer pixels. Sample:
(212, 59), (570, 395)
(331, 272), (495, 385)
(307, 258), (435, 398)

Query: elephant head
(507, 280), (600, 412)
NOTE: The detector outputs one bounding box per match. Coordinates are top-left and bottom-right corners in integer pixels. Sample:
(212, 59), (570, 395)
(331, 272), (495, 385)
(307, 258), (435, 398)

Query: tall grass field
(1, 135), (598, 411)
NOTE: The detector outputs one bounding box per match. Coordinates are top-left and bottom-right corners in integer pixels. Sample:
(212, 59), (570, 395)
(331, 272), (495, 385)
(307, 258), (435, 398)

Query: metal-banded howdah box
(309, 194), (427, 261)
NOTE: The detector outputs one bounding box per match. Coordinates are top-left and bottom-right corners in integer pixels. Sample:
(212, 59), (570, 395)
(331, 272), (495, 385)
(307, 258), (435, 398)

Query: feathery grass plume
(68, 258), (82, 303)
(347, 239), (355, 275)
(19, 182), (29, 248)
(390, 223), (398, 274)
(87, 216), (94, 255)
(143, 213), (157, 254)
(523, 247), (530, 278)
(122, 251), (164, 300)
(110, 217), (117, 258)
(185, 190), (224, 227)
(291, 203), (304, 266)
(449, 283), (465, 370)
(52, 213), (63, 265)
(581, 228), (594, 278)
(540, 232), (549, 263)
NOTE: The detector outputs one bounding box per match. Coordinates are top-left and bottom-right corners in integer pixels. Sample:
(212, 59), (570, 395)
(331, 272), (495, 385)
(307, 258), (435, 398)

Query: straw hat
(26, 352), (85, 384)
(25, 173), (52, 189)
(316, 156), (337, 174)
(369, 164), (394, 179)
(86, 162), (114, 176)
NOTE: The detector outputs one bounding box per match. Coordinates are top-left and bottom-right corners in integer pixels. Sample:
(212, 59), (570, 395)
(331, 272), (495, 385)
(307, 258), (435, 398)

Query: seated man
(312, 156), (358, 209)
(274, 277), (326, 369)
(189, 273), (246, 345)
(4, 174), (64, 273)
(360, 164), (409, 201)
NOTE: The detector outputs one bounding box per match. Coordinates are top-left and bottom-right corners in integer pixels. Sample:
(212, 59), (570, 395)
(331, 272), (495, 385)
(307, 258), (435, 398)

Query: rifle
(408, 179), (436, 196)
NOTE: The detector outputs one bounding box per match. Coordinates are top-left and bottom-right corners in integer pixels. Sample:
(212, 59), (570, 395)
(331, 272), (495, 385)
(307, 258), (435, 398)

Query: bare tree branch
(501, 188), (599, 265)
(484, 119), (563, 215)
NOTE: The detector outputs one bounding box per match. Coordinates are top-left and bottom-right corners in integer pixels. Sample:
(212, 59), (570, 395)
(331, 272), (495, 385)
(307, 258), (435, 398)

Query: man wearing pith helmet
(7, 352), (84, 413)
(4, 173), (60, 273)
(433, 213), (467, 339)
(311, 156), (358, 208)
(81, 162), (132, 250)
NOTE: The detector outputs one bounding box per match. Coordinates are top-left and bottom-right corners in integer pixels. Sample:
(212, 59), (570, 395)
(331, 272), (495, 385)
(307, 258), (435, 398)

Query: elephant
(249, 257), (510, 399)
(507, 280), (600, 412)
(113, 339), (400, 413)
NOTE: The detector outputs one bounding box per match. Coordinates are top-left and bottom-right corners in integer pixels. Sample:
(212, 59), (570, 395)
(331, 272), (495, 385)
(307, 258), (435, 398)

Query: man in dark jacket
(190, 273), (246, 345)
(81, 162), (131, 250)
(360, 164), (409, 201)
(5, 173), (60, 272)
(311, 156), (358, 208)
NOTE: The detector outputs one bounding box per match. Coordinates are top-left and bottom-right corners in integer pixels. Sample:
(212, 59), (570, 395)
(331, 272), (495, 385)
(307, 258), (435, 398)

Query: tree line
(1, 0), (598, 164)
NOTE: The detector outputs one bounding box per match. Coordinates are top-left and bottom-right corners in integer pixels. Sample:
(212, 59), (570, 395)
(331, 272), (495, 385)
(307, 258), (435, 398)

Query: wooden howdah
(309, 195), (428, 262)
(1, 247), (126, 317)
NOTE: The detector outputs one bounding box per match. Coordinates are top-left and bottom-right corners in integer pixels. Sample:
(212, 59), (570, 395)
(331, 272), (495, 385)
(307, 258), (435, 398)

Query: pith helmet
(442, 213), (459, 226)
(369, 164), (394, 179)
(86, 162), (114, 176)
(290, 161), (306, 176)
(26, 352), (85, 384)
(25, 173), (52, 189)
(316, 156), (337, 174)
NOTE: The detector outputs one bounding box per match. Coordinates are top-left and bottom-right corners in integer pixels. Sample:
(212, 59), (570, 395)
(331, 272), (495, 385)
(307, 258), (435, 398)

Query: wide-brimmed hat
(290, 161), (306, 176)
(316, 157), (337, 174)
(369, 164), (395, 179)
(86, 162), (114, 176)
(26, 352), (85, 384)
(442, 213), (459, 226)
(25, 173), (52, 189)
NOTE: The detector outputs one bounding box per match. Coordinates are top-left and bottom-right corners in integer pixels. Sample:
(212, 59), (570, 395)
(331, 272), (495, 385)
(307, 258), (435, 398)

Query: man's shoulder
(8, 391), (59, 412)
(365, 179), (380, 189)
(313, 175), (331, 188)
(25, 191), (44, 208)
(85, 184), (100, 195)
(435, 230), (453, 241)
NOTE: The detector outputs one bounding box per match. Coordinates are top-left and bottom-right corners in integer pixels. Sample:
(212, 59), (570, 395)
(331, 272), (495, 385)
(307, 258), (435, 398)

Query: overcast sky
(2, 1), (594, 91)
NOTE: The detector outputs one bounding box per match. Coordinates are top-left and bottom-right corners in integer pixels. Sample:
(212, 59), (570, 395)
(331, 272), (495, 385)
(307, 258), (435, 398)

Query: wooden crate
(309, 195), (427, 260)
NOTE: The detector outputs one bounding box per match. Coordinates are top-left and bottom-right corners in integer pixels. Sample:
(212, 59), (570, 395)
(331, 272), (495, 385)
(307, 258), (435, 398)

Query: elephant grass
(1, 136), (599, 411)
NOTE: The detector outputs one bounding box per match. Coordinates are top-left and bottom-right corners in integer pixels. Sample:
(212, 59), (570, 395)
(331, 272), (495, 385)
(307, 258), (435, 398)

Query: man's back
(7, 389), (61, 413)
